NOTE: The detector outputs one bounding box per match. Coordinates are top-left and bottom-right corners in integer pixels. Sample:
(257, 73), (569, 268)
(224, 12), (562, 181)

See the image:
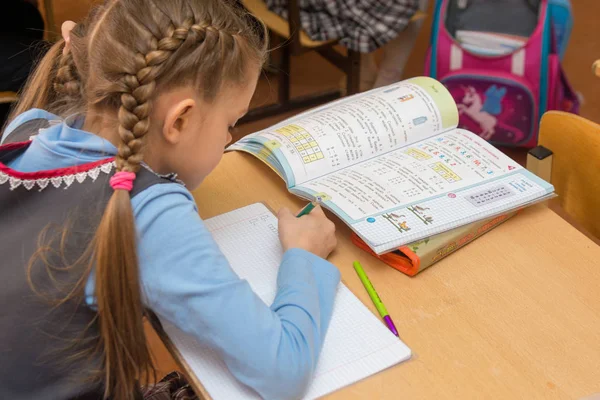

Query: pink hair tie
(110, 171), (136, 192)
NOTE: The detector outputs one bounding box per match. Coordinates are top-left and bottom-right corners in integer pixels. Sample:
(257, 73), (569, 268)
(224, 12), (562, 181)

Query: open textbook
(228, 77), (554, 254)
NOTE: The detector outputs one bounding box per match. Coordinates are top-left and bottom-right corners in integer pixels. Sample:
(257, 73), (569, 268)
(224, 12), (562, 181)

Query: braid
(115, 20), (190, 173)
(115, 16), (239, 173)
(53, 49), (82, 100)
(116, 66), (154, 173)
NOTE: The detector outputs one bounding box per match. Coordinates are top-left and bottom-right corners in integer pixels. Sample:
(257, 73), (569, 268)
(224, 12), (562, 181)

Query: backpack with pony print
(425, 0), (578, 148)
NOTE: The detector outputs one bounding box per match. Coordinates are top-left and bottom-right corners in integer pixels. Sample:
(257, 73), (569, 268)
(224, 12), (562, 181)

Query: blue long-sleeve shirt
(2, 110), (341, 399)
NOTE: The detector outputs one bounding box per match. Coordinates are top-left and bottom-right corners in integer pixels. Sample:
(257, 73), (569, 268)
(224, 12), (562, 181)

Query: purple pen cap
(384, 315), (399, 337)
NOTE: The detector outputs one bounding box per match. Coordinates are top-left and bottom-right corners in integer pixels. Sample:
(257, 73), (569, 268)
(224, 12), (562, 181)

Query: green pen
(353, 261), (399, 337)
(296, 201), (316, 217)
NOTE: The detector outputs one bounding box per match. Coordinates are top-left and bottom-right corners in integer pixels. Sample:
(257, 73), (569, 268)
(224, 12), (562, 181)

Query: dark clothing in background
(266, 0), (419, 53)
(0, 1), (46, 124)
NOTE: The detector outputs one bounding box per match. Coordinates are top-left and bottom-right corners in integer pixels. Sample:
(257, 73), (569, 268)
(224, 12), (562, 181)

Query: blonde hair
(12, 0), (267, 398)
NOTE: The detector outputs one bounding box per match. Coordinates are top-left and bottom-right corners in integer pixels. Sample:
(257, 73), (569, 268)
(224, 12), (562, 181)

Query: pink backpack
(425, 0), (579, 148)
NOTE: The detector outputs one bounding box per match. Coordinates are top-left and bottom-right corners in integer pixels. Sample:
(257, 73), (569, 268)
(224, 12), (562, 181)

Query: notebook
(158, 203), (412, 399)
(228, 76), (555, 254)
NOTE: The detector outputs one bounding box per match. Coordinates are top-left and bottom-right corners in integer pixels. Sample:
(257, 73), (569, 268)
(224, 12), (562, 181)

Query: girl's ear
(162, 98), (197, 145)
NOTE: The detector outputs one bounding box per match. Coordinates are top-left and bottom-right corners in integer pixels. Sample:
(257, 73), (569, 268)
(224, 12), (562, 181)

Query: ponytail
(7, 40), (65, 124)
(6, 39), (83, 128)
(94, 187), (153, 400)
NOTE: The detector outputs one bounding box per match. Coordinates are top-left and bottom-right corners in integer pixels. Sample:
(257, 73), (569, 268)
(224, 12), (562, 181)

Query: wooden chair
(526, 111), (600, 240)
(0, 92), (19, 105)
(39, 0), (58, 41)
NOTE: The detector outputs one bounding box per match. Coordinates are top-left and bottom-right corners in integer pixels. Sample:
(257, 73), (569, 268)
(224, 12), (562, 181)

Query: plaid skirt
(265, 0), (419, 53)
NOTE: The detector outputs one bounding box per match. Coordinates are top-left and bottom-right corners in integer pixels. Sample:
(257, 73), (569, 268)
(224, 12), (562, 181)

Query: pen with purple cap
(353, 260), (399, 337)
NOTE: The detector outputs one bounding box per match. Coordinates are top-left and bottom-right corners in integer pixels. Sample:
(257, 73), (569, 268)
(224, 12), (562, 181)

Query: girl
(0, 1), (339, 399)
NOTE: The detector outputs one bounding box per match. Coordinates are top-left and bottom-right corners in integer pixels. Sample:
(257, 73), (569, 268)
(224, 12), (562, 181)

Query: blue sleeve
(1, 109), (59, 144)
(86, 183), (340, 399)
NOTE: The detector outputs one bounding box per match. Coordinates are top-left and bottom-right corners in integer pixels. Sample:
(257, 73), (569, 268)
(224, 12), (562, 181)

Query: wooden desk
(186, 151), (600, 399)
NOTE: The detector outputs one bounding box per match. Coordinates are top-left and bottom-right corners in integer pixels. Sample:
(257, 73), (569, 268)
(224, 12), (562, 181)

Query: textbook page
(159, 203), (412, 400)
(292, 129), (554, 253)
(229, 76), (458, 187)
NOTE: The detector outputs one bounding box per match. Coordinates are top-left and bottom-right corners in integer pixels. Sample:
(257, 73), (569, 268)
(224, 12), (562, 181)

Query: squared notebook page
(159, 203), (412, 399)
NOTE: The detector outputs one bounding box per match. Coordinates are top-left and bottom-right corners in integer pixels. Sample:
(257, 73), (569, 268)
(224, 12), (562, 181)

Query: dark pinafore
(0, 119), (174, 399)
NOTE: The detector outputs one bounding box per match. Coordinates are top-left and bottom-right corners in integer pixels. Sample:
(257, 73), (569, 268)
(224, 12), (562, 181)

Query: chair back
(538, 111), (600, 239)
(0, 92), (18, 105)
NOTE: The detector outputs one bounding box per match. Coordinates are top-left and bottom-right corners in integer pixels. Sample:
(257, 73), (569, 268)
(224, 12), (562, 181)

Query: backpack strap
(448, 43), (527, 77)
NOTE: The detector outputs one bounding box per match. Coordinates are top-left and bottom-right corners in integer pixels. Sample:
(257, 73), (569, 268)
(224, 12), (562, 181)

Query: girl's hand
(277, 205), (337, 259)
